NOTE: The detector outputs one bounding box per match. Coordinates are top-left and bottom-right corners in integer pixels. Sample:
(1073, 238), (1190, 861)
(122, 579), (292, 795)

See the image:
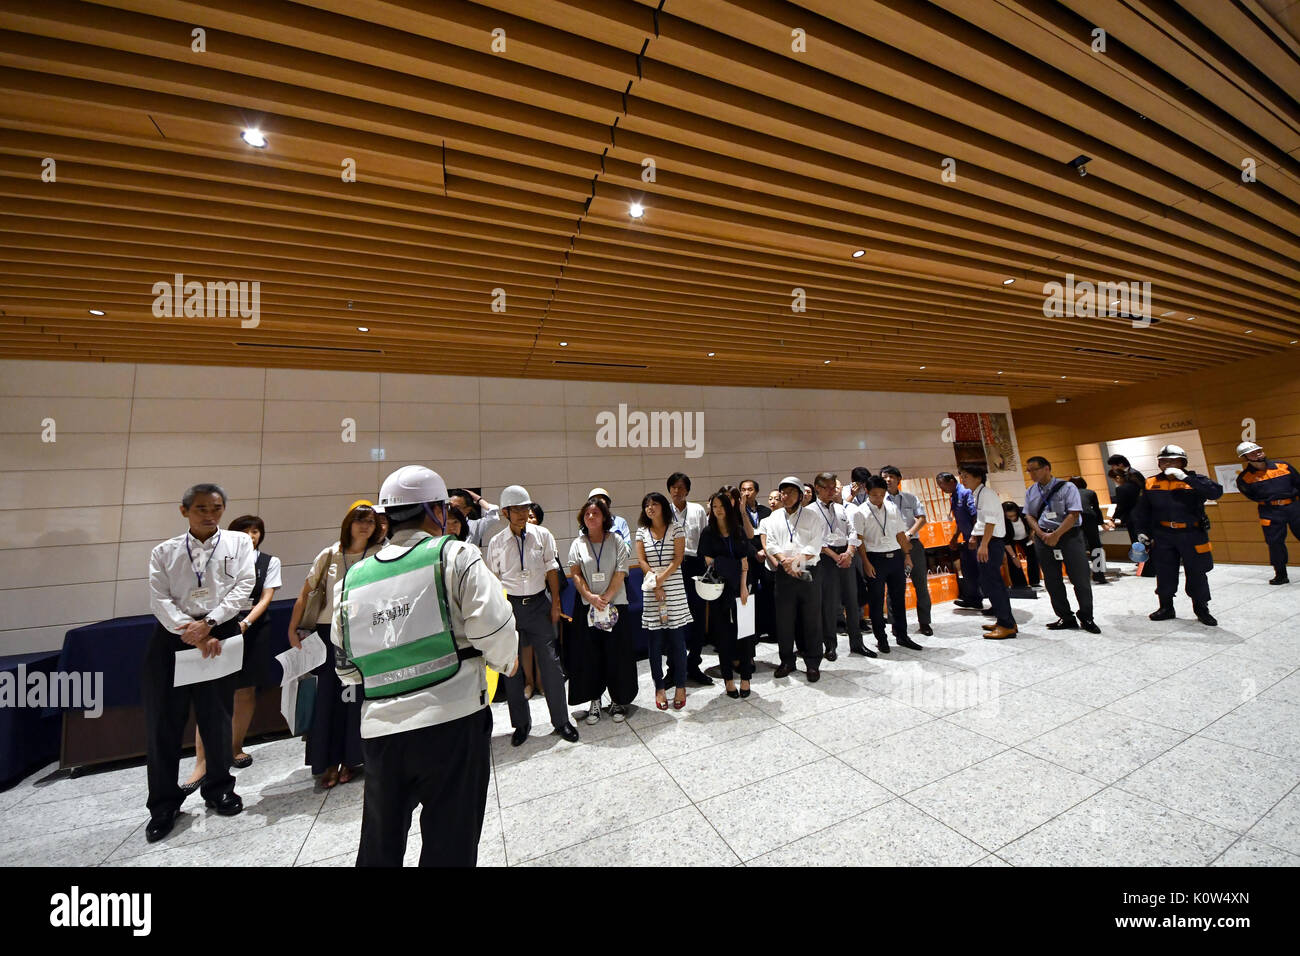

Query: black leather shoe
(145, 809), (179, 843)
(558, 723), (580, 742)
(919, 624), (934, 636)
(876, 641), (891, 655)
(1270, 574), (1290, 585)
(511, 726), (530, 747)
(687, 668), (714, 687)
(953, 599), (981, 610)
(1047, 617), (1079, 630)
(739, 687), (751, 698)
(205, 792), (243, 816)
(726, 688), (740, 699)
(1194, 607), (1218, 627)
(1079, 618), (1101, 634)
(849, 644), (878, 658)
(897, 637), (924, 651)
(1092, 572), (1107, 585)
(806, 668), (821, 683)
(824, 649), (838, 662)
(773, 663), (793, 678)
(1149, 606), (1175, 621)
(232, 753), (253, 769)
(981, 609), (996, 617)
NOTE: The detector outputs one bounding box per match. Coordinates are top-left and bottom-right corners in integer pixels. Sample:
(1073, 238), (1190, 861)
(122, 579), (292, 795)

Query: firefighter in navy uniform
(1132, 444), (1224, 626)
(1235, 441), (1300, 585)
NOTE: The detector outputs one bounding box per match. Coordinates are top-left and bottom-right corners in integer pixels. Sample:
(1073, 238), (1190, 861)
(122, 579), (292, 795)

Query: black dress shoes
(1270, 574), (1290, 585)
(824, 649), (838, 662)
(1194, 607), (1218, 627)
(953, 599), (982, 610)
(511, 726), (530, 747)
(876, 641), (891, 655)
(896, 637), (924, 651)
(773, 663), (793, 678)
(1047, 617), (1079, 630)
(145, 809), (179, 843)
(849, 644), (878, 658)
(205, 792), (243, 816)
(806, 668), (821, 683)
(739, 687), (751, 698)
(558, 723), (580, 742)
(726, 688), (740, 699)
(687, 668), (714, 687)
(919, 624), (934, 636)
(1149, 606), (1176, 621)
(1079, 618), (1101, 634)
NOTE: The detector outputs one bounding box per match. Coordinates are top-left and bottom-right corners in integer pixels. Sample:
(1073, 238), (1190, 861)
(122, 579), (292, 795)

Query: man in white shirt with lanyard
(339, 465), (519, 866)
(812, 471), (863, 660)
(486, 484), (579, 746)
(881, 466), (934, 637)
(143, 483), (255, 843)
(960, 464), (1018, 639)
(852, 476), (923, 653)
(760, 477), (826, 681)
(666, 472), (713, 687)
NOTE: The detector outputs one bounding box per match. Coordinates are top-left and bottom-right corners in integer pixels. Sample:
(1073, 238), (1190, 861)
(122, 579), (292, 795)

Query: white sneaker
(585, 701), (601, 725)
(610, 704), (627, 723)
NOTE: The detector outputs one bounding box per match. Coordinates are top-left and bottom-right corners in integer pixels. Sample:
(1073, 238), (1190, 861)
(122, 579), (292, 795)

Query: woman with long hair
(699, 489), (753, 698)
(636, 491), (692, 710)
(287, 500), (384, 788)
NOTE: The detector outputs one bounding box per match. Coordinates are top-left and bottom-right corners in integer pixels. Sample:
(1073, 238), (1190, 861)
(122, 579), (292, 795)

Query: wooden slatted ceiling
(0, 0), (1297, 405)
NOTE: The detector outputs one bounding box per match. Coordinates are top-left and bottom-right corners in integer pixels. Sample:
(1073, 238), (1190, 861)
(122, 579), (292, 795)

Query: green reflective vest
(338, 535), (460, 698)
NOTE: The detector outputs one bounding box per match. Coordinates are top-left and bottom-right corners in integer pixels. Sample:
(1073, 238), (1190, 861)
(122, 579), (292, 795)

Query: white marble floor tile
(696, 756), (892, 860)
(1242, 789), (1300, 856)
(998, 787), (1238, 866)
(107, 818), (314, 867)
(838, 719), (1008, 795)
(907, 749), (1103, 850)
(746, 673), (865, 722)
(944, 687), (1092, 747)
(748, 798), (987, 867)
(971, 853), (1011, 866)
(495, 727), (656, 808)
(1212, 837), (1300, 866)
(1198, 696), (1300, 762)
(1261, 671), (1300, 706)
(1019, 710), (1188, 784)
(1032, 660), (1161, 709)
(1117, 736), (1300, 834)
(522, 805), (740, 867)
(0, 782), (145, 843)
(1104, 676), (1254, 734)
(661, 725), (828, 802)
(787, 694), (934, 754)
(628, 698), (781, 761)
(0, 818), (140, 867)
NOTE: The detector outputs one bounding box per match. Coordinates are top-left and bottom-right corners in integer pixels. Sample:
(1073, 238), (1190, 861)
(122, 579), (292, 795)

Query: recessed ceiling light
(997, 370), (1003, 375)
(1055, 397), (1069, 404)
(628, 203), (644, 219)
(1160, 310), (1175, 317)
(1245, 329), (1253, 334)
(88, 309), (105, 316)
(851, 249), (866, 259)
(1113, 380), (1120, 384)
(1186, 316), (1195, 321)
(241, 128), (267, 148)
(918, 365), (926, 370)
(823, 360), (831, 364)
(1291, 340), (1298, 345)
(707, 352), (715, 357)
(559, 341), (568, 346)
(356, 326), (369, 332)
(1060, 375), (1067, 379)
(1002, 278), (1015, 285)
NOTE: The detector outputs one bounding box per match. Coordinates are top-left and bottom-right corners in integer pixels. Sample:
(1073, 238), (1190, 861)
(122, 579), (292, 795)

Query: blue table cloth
(0, 650), (63, 788)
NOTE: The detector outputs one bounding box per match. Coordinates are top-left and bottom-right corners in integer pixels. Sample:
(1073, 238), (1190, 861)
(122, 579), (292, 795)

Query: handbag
(299, 547), (335, 626)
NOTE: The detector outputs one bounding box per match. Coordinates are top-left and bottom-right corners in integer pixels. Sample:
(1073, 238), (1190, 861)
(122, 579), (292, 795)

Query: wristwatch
(203, 616), (218, 628)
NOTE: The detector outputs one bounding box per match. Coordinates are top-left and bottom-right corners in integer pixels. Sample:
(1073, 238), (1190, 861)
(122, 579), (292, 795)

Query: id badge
(1052, 549), (1063, 561)
(189, 586), (211, 603)
(1047, 512), (1060, 521)
(591, 571), (608, 585)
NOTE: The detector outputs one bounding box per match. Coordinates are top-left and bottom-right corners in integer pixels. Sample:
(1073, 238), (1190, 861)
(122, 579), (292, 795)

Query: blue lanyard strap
(650, 528), (668, 565)
(185, 530), (220, 587)
(515, 528), (527, 570)
(869, 503), (888, 538)
(785, 506), (802, 541)
(817, 501), (837, 532)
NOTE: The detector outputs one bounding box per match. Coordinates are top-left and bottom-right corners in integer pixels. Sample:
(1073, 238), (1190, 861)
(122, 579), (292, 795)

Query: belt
(508, 590), (548, 605)
(1158, 521), (1198, 530)
(1266, 497), (1296, 507)
(829, 544), (848, 553)
(868, 550), (899, 558)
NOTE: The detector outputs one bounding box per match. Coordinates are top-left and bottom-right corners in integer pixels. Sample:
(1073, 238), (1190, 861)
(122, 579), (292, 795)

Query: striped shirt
(637, 523), (692, 629)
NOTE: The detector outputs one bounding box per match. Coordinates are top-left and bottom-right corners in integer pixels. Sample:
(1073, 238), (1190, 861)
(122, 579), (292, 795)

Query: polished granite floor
(3, 562), (1298, 867)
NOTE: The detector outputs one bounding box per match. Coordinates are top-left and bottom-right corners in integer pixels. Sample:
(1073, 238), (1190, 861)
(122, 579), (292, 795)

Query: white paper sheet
(736, 595), (755, 639)
(280, 677), (313, 735)
(173, 636), (244, 687)
(274, 633), (327, 685)
(1214, 464), (1242, 491)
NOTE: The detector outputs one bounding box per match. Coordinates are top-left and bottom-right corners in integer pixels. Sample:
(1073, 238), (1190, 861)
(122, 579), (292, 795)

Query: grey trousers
(814, 551), (860, 653)
(504, 594), (569, 732)
(1033, 530), (1093, 621)
(886, 543), (931, 628)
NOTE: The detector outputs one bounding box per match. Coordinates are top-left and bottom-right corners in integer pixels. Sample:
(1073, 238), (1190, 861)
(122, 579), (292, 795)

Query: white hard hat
(588, 487), (612, 503)
(1236, 441), (1263, 458)
(499, 484), (533, 508)
(778, 475), (803, 491)
(1157, 444), (1188, 460)
(376, 465), (447, 513)
(693, 576), (725, 601)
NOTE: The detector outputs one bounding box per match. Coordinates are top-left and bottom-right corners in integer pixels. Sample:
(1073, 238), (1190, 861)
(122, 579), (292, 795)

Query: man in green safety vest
(333, 464), (518, 867)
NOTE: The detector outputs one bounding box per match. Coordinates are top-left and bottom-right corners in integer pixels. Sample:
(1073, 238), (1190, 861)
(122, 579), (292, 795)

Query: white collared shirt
(886, 490), (926, 538)
(812, 497), (854, 548)
(149, 529), (256, 632)
(852, 499), (908, 553)
(670, 500), (707, 555)
(236, 551), (283, 610)
(971, 486), (1008, 538)
(759, 506), (822, 567)
(485, 523), (558, 595)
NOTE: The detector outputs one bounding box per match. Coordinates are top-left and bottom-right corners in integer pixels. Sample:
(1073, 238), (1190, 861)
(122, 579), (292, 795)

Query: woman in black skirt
(566, 496), (637, 723)
(698, 489), (753, 698)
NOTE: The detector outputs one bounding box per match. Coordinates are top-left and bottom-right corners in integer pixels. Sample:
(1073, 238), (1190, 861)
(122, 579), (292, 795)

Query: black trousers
(1260, 502), (1300, 573)
(864, 550), (908, 643)
(142, 623), (238, 819)
(306, 623), (364, 774)
(774, 570), (821, 669)
(565, 606), (638, 706)
(1152, 529), (1213, 608)
(680, 554), (708, 670)
(978, 538), (1016, 628)
(1006, 540), (1041, 588)
(958, 543), (983, 603)
(357, 707), (492, 867)
(815, 549), (860, 654)
(754, 555), (776, 639)
(708, 590), (754, 680)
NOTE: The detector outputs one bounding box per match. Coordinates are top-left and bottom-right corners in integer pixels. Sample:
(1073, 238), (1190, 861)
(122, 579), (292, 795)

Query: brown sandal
(321, 767), (340, 789)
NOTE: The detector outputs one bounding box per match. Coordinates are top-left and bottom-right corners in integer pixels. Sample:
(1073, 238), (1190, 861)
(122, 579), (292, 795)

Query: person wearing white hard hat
(587, 487), (631, 543)
(332, 464), (518, 866)
(1235, 440), (1300, 585)
(759, 476), (826, 680)
(485, 484), (578, 745)
(1132, 445), (1224, 625)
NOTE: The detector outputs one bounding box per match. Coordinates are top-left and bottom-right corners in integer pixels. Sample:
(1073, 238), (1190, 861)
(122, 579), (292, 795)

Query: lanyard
(185, 530), (220, 588)
(591, 535), (605, 572)
(784, 506), (802, 543)
(868, 502), (888, 539)
(515, 528), (527, 570)
(817, 501), (838, 532)
(650, 527), (667, 565)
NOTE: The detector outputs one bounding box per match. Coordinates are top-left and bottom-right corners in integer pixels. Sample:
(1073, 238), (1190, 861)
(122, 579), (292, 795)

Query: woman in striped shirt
(636, 492), (692, 710)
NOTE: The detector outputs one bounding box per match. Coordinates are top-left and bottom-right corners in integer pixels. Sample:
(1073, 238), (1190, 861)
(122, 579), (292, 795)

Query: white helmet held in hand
(499, 484), (533, 508)
(376, 465), (447, 513)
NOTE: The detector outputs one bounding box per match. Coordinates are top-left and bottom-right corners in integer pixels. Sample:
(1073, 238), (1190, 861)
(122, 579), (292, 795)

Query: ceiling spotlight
(707, 352), (715, 357)
(88, 309), (105, 316)
(1060, 375), (1067, 379)
(918, 365), (926, 370)
(1114, 380), (1120, 384)
(1002, 278), (1015, 285)
(628, 203), (644, 219)
(851, 249), (866, 259)
(1160, 310), (1176, 317)
(1186, 316), (1195, 321)
(559, 341), (568, 347)
(1068, 154), (1091, 177)
(1245, 329), (1253, 334)
(1055, 397), (1069, 404)
(997, 370), (1003, 375)
(241, 128), (267, 148)
(356, 326), (369, 332)
(1291, 340), (1298, 345)
(823, 360), (831, 364)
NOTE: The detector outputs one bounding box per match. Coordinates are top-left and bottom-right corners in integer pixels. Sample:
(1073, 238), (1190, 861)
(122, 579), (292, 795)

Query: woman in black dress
(698, 489), (753, 698)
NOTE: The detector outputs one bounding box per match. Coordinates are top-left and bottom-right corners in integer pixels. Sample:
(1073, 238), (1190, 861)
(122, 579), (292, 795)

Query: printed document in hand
(173, 636), (244, 687)
(736, 596), (756, 638)
(275, 633), (327, 685)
